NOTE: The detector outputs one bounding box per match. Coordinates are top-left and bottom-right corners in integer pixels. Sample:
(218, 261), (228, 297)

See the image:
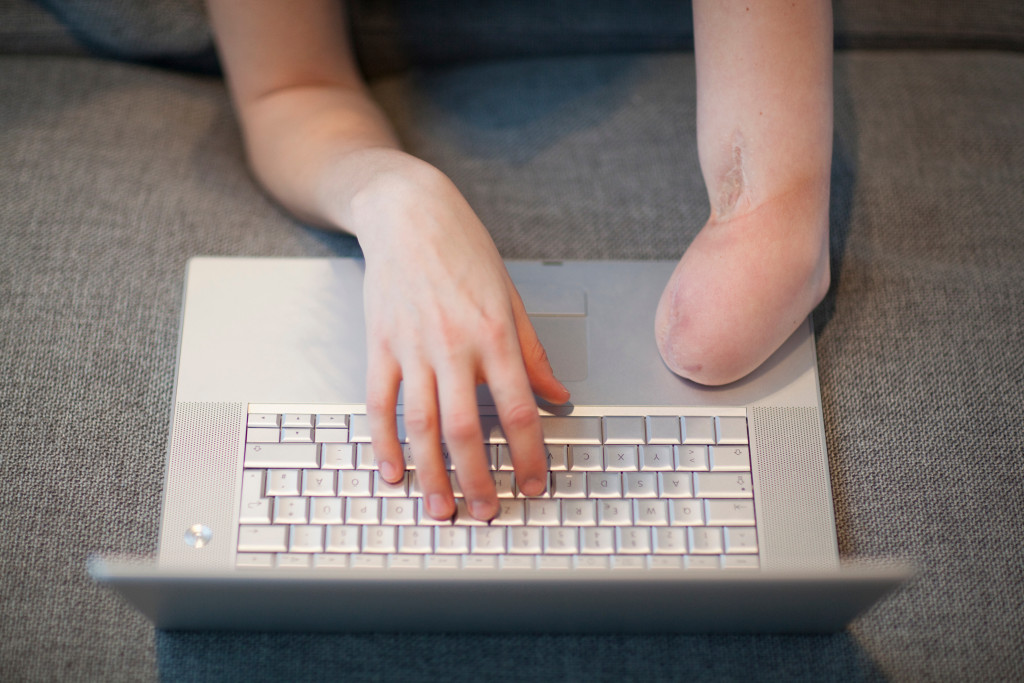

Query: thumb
(509, 288), (571, 405)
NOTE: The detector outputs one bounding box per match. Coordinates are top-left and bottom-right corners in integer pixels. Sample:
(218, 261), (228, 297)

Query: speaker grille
(750, 406), (839, 570)
(158, 402), (245, 568)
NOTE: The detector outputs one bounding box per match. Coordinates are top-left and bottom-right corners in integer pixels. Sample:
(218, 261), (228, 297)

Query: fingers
(401, 367), (457, 520)
(475, 309), (551, 498)
(436, 366), (498, 520)
(365, 351), (404, 483)
(508, 288), (571, 405)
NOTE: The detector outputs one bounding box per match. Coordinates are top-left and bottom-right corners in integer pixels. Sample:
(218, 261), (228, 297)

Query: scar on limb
(715, 132), (747, 219)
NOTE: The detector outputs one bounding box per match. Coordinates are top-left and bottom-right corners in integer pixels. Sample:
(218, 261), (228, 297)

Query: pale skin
(206, 0), (833, 520)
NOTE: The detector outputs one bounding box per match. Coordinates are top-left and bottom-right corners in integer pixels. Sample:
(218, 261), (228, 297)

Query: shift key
(694, 472), (754, 498)
(244, 443), (318, 468)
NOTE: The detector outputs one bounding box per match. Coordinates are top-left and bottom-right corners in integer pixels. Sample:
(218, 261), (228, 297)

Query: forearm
(693, 0), (833, 222)
(207, 0), (409, 234)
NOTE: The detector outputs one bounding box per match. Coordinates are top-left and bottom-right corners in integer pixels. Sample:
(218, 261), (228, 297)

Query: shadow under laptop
(156, 629), (885, 682)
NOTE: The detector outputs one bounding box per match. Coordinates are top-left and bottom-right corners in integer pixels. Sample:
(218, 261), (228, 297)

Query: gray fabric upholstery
(2, 43), (1022, 679)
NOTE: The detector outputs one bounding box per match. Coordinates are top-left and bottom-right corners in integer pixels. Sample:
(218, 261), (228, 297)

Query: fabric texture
(1, 46), (1023, 680)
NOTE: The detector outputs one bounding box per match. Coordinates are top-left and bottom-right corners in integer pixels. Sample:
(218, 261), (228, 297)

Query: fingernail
(379, 460), (397, 481)
(428, 493), (449, 519)
(521, 477), (545, 497)
(470, 499), (495, 520)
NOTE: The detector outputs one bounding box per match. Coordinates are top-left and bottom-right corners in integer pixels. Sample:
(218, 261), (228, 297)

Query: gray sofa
(2, 0), (1022, 680)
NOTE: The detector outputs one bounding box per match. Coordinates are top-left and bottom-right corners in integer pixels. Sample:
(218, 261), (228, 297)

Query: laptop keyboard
(236, 409), (759, 571)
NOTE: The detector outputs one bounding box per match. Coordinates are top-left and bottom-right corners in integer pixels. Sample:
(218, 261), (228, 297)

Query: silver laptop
(90, 257), (908, 633)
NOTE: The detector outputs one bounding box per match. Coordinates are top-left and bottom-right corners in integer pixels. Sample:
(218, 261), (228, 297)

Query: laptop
(90, 257), (909, 633)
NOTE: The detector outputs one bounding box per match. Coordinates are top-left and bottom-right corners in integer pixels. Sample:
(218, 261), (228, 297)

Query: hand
(350, 152), (570, 520)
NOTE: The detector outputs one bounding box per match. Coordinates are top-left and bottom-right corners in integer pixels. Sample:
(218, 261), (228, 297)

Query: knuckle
(402, 407), (438, 436)
(501, 401), (540, 433)
(443, 411), (482, 444)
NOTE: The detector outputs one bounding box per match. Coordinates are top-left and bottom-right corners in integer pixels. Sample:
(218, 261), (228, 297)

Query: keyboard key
(580, 527), (615, 554)
(398, 526), (434, 553)
(544, 528), (579, 554)
(633, 499), (669, 526)
(545, 444), (569, 471)
(716, 416), (749, 444)
(604, 445), (639, 471)
(649, 555), (684, 569)
(316, 414), (350, 428)
(277, 553), (312, 568)
(236, 553), (274, 568)
(247, 413), (280, 428)
(326, 525), (361, 553)
(598, 500), (633, 526)
(273, 497), (308, 524)
(575, 555), (611, 569)
(705, 499), (756, 526)
(694, 472), (754, 498)
(356, 443), (378, 469)
(722, 555), (760, 569)
(350, 554), (387, 569)
(653, 527), (687, 554)
(508, 527), (543, 554)
(526, 500), (560, 526)
(387, 555), (423, 569)
(348, 414), (372, 442)
(492, 471), (516, 498)
(646, 416), (681, 444)
(639, 444), (674, 471)
(500, 555), (535, 570)
(280, 427), (313, 443)
(239, 470), (271, 524)
(561, 500), (598, 526)
(338, 470), (373, 497)
(245, 443), (317, 469)
(246, 428), (280, 444)
(669, 499), (705, 526)
(541, 416), (602, 444)
(472, 527), (507, 554)
(282, 413), (314, 428)
(363, 526), (397, 553)
(682, 417), (716, 444)
(552, 472), (587, 498)
(479, 416), (507, 444)
(587, 472), (622, 498)
(382, 498), (417, 525)
(266, 469), (300, 496)
(623, 472), (658, 498)
(290, 525), (324, 553)
(710, 445), (750, 471)
(492, 500), (525, 525)
(658, 472), (693, 498)
(314, 429), (349, 443)
(616, 528), (652, 554)
(676, 445), (709, 471)
(436, 526), (470, 554)
(453, 499), (488, 525)
(602, 416), (645, 444)
(321, 443), (355, 469)
(537, 556), (573, 569)
(313, 554), (349, 569)
(310, 497), (343, 525)
(345, 497), (380, 525)
(724, 527), (758, 554)
(238, 525), (288, 552)
(689, 527), (724, 554)
(302, 470), (336, 496)
(424, 554), (460, 569)
(374, 471), (408, 497)
(685, 555), (720, 570)
(569, 445), (603, 471)
(610, 555), (645, 569)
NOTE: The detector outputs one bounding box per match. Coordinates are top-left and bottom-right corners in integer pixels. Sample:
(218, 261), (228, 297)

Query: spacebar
(540, 417), (602, 444)
(244, 443), (318, 468)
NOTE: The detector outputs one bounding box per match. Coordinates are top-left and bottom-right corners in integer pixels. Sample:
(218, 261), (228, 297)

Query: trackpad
(529, 315), (588, 382)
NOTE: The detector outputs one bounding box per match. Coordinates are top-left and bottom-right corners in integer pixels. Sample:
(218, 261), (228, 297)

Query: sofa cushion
(1, 48), (1022, 680)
